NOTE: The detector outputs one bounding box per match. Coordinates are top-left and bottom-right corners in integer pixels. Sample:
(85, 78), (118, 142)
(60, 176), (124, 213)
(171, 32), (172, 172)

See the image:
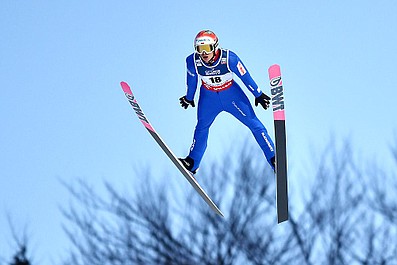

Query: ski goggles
(196, 44), (215, 54)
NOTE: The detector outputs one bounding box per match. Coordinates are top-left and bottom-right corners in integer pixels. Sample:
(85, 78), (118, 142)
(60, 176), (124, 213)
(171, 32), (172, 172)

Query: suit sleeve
(185, 54), (198, 101)
(228, 50), (262, 98)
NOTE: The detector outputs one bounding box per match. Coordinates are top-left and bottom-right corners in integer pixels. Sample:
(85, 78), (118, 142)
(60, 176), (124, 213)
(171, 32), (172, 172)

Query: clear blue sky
(1, 0), (396, 263)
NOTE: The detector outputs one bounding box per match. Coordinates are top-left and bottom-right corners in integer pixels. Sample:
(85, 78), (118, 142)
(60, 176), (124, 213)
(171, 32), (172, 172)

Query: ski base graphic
(268, 64), (289, 223)
(120, 81), (224, 217)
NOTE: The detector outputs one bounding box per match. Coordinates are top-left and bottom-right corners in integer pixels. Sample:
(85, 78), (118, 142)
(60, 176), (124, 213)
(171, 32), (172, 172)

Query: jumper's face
(196, 42), (216, 64)
(199, 51), (215, 64)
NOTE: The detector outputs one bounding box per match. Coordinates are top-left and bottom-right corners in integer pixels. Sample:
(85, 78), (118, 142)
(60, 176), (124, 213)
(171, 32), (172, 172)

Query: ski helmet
(194, 30), (219, 54)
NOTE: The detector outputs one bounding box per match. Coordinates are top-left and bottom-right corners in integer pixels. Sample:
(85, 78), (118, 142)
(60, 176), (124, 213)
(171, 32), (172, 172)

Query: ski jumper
(185, 49), (275, 171)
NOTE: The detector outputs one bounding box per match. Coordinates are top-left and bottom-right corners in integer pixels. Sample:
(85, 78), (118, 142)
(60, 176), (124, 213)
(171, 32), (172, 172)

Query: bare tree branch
(61, 138), (397, 265)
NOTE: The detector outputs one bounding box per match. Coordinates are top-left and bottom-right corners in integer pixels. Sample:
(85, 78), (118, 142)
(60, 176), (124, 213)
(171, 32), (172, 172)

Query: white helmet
(194, 30), (219, 54)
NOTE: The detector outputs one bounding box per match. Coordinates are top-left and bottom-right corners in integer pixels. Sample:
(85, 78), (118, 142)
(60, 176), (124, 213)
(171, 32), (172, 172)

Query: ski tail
(268, 65), (289, 223)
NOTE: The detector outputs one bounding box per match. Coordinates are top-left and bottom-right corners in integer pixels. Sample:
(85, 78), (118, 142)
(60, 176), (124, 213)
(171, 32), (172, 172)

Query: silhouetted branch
(61, 139), (397, 265)
(5, 215), (32, 265)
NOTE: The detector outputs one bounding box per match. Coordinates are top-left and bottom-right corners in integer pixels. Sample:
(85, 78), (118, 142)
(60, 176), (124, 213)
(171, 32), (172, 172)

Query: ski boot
(178, 156), (197, 175)
(271, 156), (276, 173)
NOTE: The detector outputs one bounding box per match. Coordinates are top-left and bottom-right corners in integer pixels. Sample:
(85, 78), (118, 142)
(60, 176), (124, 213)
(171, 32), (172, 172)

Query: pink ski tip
(269, 64), (281, 80)
(120, 81), (132, 94)
(268, 64), (281, 79)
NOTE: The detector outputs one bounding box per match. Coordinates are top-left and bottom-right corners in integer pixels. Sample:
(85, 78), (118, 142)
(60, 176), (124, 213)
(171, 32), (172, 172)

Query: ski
(120, 81), (224, 217)
(268, 64), (289, 223)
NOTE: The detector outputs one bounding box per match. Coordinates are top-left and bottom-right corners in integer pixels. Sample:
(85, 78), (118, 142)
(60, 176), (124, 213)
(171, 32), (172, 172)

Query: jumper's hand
(179, 96), (195, 109)
(255, 93), (271, 110)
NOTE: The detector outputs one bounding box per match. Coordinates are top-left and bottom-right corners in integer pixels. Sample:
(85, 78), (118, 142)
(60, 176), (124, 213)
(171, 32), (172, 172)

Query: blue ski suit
(185, 49), (275, 171)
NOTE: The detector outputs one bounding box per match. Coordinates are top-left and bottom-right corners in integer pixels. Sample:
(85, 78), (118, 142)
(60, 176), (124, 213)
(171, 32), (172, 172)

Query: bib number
(209, 76), (222, 83)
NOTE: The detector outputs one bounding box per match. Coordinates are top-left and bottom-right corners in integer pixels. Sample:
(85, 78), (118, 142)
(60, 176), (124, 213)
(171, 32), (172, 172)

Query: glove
(255, 93), (271, 110)
(179, 96), (195, 109)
